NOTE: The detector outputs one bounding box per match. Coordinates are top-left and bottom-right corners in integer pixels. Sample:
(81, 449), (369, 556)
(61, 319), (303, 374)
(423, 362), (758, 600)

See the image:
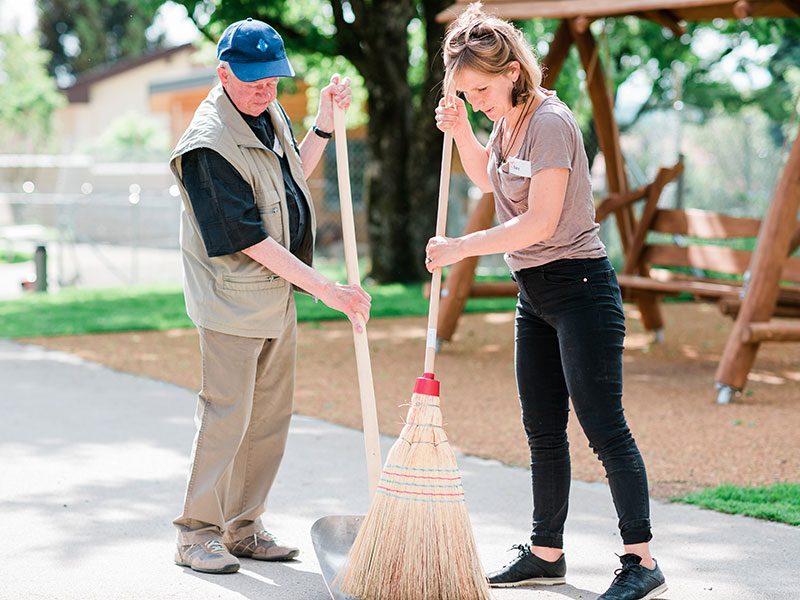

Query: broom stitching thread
(376, 489), (465, 503)
(384, 464), (460, 472)
(400, 422), (445, 428)
(380, 477), (463, 489)
(377, 486), (465, 498)
(383, 471), (461, 481)
(376, 485), (464, 497)
(399, 437), (450, 447)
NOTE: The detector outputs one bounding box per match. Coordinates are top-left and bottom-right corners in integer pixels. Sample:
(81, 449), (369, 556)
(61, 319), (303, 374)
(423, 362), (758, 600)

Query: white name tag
(272, 135), (284, 157)
(508, 157), (532, 178)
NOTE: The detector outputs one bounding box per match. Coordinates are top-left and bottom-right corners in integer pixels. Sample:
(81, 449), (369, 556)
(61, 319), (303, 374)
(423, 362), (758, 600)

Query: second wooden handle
(333, 105), (382, 498)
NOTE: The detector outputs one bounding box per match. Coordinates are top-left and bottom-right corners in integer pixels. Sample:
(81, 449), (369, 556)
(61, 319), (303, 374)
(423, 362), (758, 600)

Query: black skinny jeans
(513, 256), (652, 548)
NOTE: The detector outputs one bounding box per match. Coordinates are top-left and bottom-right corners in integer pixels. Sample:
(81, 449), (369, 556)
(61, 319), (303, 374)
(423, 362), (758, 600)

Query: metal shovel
(311, 104), (382, 600)
(311, 515), (363, 600)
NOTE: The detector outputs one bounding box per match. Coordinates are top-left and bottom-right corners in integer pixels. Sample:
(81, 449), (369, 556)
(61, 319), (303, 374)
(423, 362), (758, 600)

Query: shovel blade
(311, 515), (363, 600)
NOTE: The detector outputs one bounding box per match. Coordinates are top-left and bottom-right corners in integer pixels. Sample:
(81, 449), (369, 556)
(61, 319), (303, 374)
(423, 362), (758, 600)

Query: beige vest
(170, 84), (316, 338)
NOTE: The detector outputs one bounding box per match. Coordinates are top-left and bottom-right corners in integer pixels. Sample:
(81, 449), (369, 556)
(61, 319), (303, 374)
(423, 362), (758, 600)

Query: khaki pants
(174, 301), (297, 545)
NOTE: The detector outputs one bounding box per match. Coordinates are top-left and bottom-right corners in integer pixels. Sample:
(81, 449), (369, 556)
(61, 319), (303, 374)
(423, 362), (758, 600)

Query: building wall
(55, 48), (197, 153)
(150, 78), (311, 148)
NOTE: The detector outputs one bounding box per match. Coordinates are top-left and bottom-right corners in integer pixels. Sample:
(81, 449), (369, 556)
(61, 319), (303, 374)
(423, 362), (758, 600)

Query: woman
(426, 5), (667, 600)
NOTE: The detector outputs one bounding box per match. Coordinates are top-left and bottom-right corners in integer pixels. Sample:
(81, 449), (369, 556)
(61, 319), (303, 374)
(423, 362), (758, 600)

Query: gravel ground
(23, 302), (800, 499)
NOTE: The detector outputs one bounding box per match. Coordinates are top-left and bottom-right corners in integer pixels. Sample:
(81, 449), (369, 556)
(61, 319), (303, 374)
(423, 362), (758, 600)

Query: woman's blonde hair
(443, 2), (542, 106)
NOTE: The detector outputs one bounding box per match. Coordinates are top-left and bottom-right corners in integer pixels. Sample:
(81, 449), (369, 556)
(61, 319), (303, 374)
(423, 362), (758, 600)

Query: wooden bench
(595, 160), (800, 336)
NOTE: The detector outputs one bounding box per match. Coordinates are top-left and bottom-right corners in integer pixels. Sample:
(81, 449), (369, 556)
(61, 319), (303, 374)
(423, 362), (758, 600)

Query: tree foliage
(721, 19), (800, 145)
(85, 110), (171, 161)
(0, 33), (65, 152)
(36, 0), (165, 83)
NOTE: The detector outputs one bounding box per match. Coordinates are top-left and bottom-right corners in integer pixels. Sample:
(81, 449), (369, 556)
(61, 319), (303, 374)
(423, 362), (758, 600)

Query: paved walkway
(0, 339), (797, 600)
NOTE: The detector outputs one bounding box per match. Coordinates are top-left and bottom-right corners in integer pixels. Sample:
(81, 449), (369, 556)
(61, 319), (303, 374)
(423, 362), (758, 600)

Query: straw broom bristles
(337, 391), (491, 600)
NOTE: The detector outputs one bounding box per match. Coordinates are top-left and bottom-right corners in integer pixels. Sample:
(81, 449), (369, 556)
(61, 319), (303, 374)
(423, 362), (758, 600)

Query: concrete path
(0, 340), (797, 600)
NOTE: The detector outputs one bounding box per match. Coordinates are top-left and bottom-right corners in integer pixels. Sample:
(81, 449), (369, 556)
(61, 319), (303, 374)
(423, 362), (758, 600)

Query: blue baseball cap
(217, 18), (295, 82)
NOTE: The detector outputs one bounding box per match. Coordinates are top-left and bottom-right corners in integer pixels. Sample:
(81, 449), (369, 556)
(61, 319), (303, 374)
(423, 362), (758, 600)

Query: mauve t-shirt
(487, 92), (606, 271)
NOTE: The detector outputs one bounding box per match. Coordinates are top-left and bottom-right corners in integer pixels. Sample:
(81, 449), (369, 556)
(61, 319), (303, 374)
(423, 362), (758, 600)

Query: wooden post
(568, 19), (665, 332)
(621, 163), (684, 276)
(733, 0), (753, 18)
(715, 131), (800, 394)
(781, 1), (800, 17)
(542, 20), (573, 88)
(638, 10), (687, 36)
(741, 322), (800, 343)
(567, 19), (633, 247)
(789, 224), (800, 254)
(573, 15), (593, 34)
(622, 164), (684, 333)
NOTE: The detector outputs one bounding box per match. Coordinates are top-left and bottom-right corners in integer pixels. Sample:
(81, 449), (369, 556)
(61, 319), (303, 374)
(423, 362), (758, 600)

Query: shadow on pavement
(180, 559), (330, 599)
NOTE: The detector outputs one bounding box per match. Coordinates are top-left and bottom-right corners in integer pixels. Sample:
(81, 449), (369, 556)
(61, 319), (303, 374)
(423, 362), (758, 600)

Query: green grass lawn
(0, 251), (32, 264)
(0, 278), (518, 339)
(676, 483), (800, 526)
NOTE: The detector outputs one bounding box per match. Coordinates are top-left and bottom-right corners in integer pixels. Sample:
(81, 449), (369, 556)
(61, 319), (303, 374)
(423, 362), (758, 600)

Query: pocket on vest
(221, 274), (284, 291)
(256, 190), (284, 245)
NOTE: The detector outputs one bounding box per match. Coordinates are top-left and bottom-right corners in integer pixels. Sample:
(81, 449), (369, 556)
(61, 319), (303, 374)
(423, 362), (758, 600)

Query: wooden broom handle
(333, 105), (382, 500)
(423, 128), (454, 374)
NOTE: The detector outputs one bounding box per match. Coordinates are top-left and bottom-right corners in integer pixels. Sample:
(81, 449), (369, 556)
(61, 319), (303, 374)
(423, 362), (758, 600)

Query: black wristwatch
(312, 125), (333, 139)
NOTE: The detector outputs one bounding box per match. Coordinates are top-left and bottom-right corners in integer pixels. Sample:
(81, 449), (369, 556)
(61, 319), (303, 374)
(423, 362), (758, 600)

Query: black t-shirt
(181, 102), (310, 258)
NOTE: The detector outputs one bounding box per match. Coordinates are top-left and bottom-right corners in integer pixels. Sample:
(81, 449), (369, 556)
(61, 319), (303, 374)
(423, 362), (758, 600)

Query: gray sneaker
(226, 530), (299, 561)
(175, 539), (240, 574)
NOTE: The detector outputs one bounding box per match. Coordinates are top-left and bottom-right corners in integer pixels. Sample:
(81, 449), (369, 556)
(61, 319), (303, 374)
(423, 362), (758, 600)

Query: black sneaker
(487, 544), (566, 587)
(598, 553), (668, 600)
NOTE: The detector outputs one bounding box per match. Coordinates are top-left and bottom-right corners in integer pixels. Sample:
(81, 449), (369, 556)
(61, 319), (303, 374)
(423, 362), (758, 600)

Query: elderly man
(169, 18), (370, 574)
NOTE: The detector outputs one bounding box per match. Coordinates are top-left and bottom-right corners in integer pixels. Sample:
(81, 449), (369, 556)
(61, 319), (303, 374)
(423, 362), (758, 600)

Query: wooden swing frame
(435, 0), (800, 403)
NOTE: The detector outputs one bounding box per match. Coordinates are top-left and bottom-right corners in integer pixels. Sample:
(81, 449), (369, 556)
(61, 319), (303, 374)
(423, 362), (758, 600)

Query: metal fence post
(34, 245), (48, 292)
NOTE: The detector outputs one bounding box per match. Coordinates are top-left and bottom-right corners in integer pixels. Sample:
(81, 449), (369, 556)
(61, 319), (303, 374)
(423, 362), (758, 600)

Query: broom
(337, 110), (491, 600)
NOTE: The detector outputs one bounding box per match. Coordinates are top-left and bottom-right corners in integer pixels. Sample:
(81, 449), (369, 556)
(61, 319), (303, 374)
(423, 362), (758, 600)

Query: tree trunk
(406, 0), (449, 280)
(364, 80), (416, 281)
(355, 1), (418, 282)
